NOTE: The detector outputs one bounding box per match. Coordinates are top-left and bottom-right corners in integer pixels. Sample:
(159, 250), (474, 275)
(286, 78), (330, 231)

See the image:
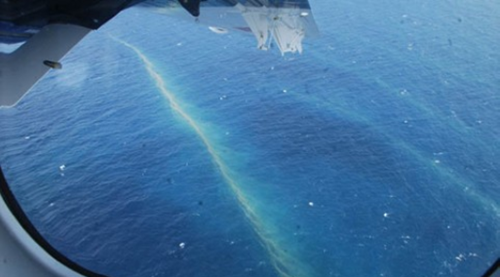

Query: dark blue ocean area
(0, 0), (499, 276)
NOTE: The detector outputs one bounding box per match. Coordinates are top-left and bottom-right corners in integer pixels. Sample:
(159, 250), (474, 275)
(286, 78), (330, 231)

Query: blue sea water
(1, 0), (499, 276)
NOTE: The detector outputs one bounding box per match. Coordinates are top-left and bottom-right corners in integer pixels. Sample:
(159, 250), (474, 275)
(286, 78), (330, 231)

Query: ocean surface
(1, 0), (499, 276)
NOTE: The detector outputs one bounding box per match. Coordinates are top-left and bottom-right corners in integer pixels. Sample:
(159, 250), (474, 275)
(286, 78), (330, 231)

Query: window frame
(0, 166), (106, 277)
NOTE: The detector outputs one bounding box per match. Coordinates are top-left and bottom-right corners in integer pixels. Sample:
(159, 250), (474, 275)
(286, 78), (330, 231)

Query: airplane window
(0, 0), (499, 277)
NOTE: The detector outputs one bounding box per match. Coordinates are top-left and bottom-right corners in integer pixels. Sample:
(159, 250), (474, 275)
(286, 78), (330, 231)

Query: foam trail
(112, 37), (309, 277)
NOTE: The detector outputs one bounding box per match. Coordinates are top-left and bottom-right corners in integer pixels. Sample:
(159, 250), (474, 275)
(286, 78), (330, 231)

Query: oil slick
(111, 37), (311, 277)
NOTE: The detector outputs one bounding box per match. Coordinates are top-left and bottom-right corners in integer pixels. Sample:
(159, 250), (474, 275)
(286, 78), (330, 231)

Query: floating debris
(455, 254), (465, 261)
(179, 242), (185, 249)
(43, 60), (62, 69)
(308, 201), (314, 207)
(59, 165), (66, 176)
(208, 26), (229, 34)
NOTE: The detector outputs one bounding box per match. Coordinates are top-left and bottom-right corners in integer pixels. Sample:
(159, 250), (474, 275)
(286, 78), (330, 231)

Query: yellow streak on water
(113, 37), (309, 277)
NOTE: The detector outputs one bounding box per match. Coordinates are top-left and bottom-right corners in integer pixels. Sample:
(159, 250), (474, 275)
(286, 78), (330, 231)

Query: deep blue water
(1, 0), (499, 276)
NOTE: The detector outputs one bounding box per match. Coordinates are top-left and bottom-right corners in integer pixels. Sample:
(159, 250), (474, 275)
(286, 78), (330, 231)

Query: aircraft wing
(0, 0), (318, 107)
(141, 0), (320, 52)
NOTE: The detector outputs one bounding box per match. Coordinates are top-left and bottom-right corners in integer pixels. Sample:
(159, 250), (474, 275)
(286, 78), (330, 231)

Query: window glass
(0, 0), (499, 276)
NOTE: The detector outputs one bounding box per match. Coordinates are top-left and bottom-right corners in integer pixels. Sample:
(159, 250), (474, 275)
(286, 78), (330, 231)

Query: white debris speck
(383, 213), (389, 218)
(403, 120), (409, 124)
(59, 165), (66, 171)
(230, 241), (235, 245)
(434, 159), (441, 164)
(308, 202), (314, 207)
(179, 242), (185, 249)
(400, 89), (408, 95)
(49, 203), (55, 207)
(177, 42), (183, 46)
(283, 89), (287, 93)
(25, 136), (30, 140)
(455, 254), (465, 261)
